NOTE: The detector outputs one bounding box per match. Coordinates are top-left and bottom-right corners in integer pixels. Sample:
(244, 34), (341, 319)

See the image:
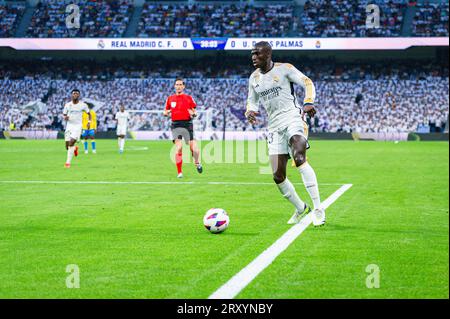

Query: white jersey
(115, 111), (129, 128)
(246, 63), (316, 131)
(63, 101), (89, 128)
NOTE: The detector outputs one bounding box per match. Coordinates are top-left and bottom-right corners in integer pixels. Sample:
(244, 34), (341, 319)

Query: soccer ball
(203, 208), (229, 234)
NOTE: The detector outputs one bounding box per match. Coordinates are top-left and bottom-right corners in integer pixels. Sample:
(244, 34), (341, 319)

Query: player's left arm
(285, 63), (317, 117)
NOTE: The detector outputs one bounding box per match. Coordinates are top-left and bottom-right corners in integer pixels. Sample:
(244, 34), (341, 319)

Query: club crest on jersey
(171, 102), (176, 108)
(273, 75), (280, 82)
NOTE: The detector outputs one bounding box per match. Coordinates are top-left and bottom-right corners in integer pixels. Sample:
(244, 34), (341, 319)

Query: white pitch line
(208, 183), (353, 299)
(0, 180), (193, 185)
(0, 180), (346, 186)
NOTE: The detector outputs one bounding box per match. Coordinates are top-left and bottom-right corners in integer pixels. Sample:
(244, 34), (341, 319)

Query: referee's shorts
(171, 120), (194, 143)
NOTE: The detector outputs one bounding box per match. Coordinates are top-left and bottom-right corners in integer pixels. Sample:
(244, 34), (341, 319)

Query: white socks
(277, 178), (306, 213)
(66, 146), (74, 164)
(299, 162), (321, 210)
(118, 138), (125, 151)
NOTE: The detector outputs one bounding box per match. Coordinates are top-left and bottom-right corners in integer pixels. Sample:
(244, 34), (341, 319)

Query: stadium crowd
(137, 3), (294, 37)
(1, 58), (448, 134)
(301, 0), (406, 37)
(312, 78), (448, 133)
(26, 0), (133, 38)
(412, 1), (449, 37)
(0, 3), (25, 37)
(2, 0), (444, 38)
(0, 56), (251, 80)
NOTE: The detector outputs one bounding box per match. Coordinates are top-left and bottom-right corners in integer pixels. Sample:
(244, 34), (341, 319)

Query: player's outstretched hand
(246, 111), (259, 125)
(303, 104), (316, 118)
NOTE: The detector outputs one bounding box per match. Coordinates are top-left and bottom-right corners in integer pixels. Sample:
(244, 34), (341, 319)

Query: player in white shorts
(63, 89), (91, 168)
(115, 105), (129, 154)
(245, 41), (325, 226)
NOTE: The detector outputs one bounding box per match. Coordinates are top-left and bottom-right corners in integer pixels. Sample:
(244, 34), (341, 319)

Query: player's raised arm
(245, 74), (260, 124)
(285, 63), (317, 117)
(83, 103), (92, 128)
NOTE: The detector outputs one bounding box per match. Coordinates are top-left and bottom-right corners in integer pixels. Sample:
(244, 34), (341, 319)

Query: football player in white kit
(245, 41), (325, 226)
(63, 89), (91, 168)
(115, 105), (129, 154)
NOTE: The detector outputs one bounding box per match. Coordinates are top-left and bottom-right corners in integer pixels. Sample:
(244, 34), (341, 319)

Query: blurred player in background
(386, 92), (396, 110)
(245, 41), (324, 226)
(63, 89), (91, 168)
(163, 78), (202, 178)
(81, 103), (97, 154)
(115, 105), (129, 154)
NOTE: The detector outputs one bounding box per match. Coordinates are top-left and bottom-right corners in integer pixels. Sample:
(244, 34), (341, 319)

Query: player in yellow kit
(81, 104), (97, 154)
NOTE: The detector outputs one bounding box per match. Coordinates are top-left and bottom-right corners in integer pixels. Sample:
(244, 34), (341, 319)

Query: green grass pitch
(0, 139), (448, 298)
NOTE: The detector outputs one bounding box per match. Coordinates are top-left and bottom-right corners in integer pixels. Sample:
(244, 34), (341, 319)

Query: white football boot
(312, 208), (326, 227)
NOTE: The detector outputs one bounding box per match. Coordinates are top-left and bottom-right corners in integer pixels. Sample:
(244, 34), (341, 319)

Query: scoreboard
(0, 37), (448, 51)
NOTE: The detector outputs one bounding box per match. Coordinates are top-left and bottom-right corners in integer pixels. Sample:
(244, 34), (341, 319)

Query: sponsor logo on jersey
(260, 86), (283, 101)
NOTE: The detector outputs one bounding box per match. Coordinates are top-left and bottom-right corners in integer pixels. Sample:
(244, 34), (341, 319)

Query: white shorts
(65, 125), (82, 142)
(267, 119), (309, 156)
(117, 126), (127, 136)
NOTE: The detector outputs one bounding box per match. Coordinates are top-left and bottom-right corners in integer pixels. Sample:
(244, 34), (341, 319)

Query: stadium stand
(301, 0), (407, 37)
(0, 2), (26, 37)
(1, 0), (444, 38)
(25, 0), (133, 38)
(412, 1), (449, 37)
(1, 57), (448, 134)
(137, 3), (295, 37)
